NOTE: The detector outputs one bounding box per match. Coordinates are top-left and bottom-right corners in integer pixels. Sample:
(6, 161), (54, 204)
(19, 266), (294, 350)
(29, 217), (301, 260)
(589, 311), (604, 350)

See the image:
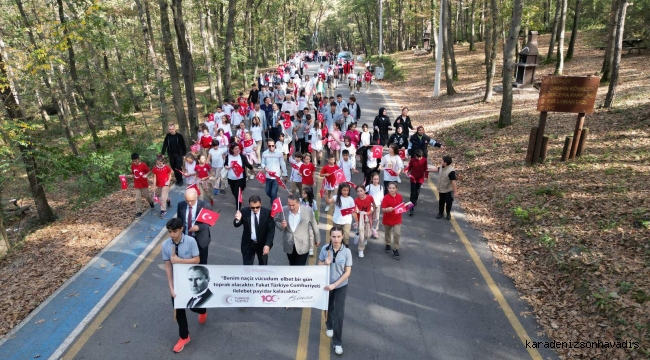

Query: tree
(483, 0), (498, 102)
(565, 0), (581, 61)
(442, 0), (457, 95)
(469, 0), (477, 51)
(171, 0), (199, 135)
(601, 0), (620, 83)
(554, 0), (568, 75)
(498, 0), (524, 127)
(604, 0), (628, 108)
(546, 0), (561, 62)
(223, 0), (237, 98)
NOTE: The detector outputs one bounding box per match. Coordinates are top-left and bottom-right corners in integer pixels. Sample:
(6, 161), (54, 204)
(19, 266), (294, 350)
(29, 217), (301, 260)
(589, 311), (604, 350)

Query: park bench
(596, 39), (647, 54)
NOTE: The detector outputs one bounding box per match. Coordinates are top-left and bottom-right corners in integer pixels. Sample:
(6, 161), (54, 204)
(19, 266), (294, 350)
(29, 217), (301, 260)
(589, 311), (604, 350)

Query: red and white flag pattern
(231, 161), (244, 178)
(119, 175), (128, 190)
(332, 168), (346, 186)
(372, 145), (383, 159)
(385, 169), (398, 177)
(187, 183), (201, 196)
(243, 139), (254, 148)
(270, 198), (283, 217)
(153, 193), (162, 205)
(196, 208), (220, 226)
(339, 207), (355, 216)
(256, 171), (266, 184)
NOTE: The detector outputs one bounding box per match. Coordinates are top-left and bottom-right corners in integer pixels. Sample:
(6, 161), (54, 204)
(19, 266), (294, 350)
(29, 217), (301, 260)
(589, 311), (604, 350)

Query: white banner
(173, 264), (329, 310)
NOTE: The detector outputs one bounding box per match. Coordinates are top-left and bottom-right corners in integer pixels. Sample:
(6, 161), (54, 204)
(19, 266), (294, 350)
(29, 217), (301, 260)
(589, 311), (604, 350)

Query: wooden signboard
(537, 75), (599, 114)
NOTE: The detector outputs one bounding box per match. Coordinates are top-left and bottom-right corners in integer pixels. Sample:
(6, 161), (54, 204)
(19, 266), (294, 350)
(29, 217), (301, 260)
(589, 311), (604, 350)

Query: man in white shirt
(275, 194), (321, 266)
(281, 95), (298, 117)
(334, 94), (346, 115)
(261, 139), (287, 205)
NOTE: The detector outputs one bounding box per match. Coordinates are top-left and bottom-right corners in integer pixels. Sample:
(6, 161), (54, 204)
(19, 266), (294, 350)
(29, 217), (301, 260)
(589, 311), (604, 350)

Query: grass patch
(368, 55), (405, 82)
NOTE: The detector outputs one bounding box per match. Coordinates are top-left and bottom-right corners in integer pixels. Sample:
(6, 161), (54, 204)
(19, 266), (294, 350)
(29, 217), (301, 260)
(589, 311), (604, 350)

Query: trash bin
(374, 64), (385, 80)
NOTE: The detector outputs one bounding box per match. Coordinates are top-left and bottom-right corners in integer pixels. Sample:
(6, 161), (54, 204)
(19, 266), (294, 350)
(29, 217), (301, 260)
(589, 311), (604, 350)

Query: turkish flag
(346, 181), (357, 188)
(299, 164), (313, 178)
(238, 107), (245, 116)
(230, 161), (244, 178)
(289, 145), (294, 156)
(276, 176), (288, 191)
(256, 171), (266, 184)
(196, 208), (220, 226)
(119, 175), (128, 190)
(283, 118), (292, 129)
(394, 202), (408, 214)
(208, 113), (215, 122)
(308, 144), (313, 152)
(238, 187), (243, 204)
(386, 169), (398, 176)
(340, 207), (355, 216)
(243, 139), (254, 148)
(291, 162), (300, 170)
(270, 198), (283, 217)
(319, 185), (325, 198)
(398, 149), (406, 159)
(332, 168), (346, 185)
(187, 183), (201, 196)
(317, 113), (324, 122)
(153, 193), (162, 205)
(319, 100), (324, 108)
(372, 145), (383, 159)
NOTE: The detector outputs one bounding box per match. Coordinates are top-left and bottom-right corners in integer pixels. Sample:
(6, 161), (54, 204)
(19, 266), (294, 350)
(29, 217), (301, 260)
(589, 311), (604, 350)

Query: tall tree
(565, 0), (581, 60)
(498, 0), (524, 127)
(600, 0), (620, 83)
(171, 0), (199, 135)
(447, 0), (459, 80)
(199, 1), (217, 101)
(134, 0), (169, 135)
(604, 0), (628, 108)
(554, 0), (568, 74)
(442, 0), (457, 95)
(159, 0), (190, 145)
(546, 0), (561, 62)
(483, 0), (498, 102)
(223, 0), (237, 98)
(469, 0), (476, 51)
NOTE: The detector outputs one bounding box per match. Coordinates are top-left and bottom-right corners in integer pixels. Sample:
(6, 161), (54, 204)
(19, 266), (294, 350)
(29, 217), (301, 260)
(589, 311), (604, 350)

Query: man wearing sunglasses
(234, 195), (275, 265)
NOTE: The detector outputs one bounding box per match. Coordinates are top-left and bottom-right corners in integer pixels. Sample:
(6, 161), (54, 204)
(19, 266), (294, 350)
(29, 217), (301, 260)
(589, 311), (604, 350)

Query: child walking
(130, 153), (154, 218)
(195, 154), (213, 206)
(381, 182), (403, 260)
(182, 153), (197, 185)
(152, 155), (173, 217)
(365, 172), (383, 239)
(327, 183), (355, 246)
(353, 185), (374, 258)
(288, 151), (303, 194)
(320, 155), (340, 212)
(405, 149), (428, 216)
(208, 139), (226, 195)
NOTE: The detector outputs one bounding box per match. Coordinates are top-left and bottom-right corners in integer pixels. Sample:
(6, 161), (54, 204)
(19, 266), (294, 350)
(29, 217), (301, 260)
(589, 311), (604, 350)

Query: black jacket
(393, 116), (414, 139)
(161, 133), (187, 158)
(373, 107), (392, 138)
(188, 289), (213, 308)
(388, 132), (409, 149)
(348, 102), (361, 120)
(359, 146), (380, 174)
(176, 200), (212, 248)
(234, 207), (275, 253)
(409, 133), (441, 157)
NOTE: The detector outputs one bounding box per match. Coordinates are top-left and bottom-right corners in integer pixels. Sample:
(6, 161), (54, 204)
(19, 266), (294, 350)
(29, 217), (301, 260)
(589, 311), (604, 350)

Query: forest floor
(377, 31), (650, 359)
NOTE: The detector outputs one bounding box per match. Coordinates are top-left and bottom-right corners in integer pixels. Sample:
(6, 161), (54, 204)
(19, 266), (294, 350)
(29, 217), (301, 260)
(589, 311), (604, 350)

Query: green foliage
(533, 185), (564, 197)
(367, 55), (405, 82)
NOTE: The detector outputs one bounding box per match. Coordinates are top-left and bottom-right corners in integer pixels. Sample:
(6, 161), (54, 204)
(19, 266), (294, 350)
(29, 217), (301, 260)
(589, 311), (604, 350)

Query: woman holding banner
(319, 226), (352, 356)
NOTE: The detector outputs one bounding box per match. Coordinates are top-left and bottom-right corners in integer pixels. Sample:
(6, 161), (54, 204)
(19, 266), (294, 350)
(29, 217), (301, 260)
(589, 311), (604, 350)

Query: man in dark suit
(234, 195), (275, 265)
(177, 188), (211, 264)
(186, 265), (213, 308)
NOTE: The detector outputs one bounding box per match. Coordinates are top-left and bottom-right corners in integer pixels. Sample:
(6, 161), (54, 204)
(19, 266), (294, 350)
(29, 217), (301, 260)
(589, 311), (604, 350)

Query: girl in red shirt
(320, 155), (340, 212)
(405, 149), (429, 216)
(381, 182), (403, 260)
(199, 128), (213, 159)
(354, 185), (374, 258)
(195, 154), (214, 206)
(300, 153), (316, 187)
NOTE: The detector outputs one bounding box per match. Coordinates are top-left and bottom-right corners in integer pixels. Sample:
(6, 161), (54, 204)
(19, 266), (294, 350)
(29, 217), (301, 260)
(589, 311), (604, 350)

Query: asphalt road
(65, 60), (558, 360)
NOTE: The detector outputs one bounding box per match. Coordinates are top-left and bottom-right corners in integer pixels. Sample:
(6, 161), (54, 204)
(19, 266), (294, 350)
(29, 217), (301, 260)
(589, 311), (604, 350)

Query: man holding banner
(275, 194), (321, 266)
(234, 195), (275, 265)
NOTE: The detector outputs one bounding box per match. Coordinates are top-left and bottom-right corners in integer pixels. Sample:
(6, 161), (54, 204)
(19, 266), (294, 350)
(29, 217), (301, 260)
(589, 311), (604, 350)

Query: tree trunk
(207, 4), (224, 103)
(554, 0), (568, 75)
(483, 0), (498, 102)
(0, 53), (56, 224)
(158, 0), (189, 144)
(546, 0), (561, 62)
(223, 0), (237, 98)
(469, 0), (476, 50)
(171, 0), (199, 134)
(497, 0), (524, 127)
(398, 0), (404, 51)
(34, 89), (50, 130)
(447, 0), (458, 80)
(459, 0), (465, 42)
(601, 0), (619, 83)
(134, 0), (169, 135)
(199, 2), (217, 101)
(604, 0), (628, 108)
(431, 0), (438, 56)
(565, 0), (581, 61)
(442, 0), (457, 95)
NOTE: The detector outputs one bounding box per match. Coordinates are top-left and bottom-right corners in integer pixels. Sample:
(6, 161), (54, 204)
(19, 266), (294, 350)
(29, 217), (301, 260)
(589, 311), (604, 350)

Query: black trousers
(170, 154), (184, 184)
(287, 245), (309, 266)
(410, 182), (422, 206)
(242, 240), (268, 265)
(198, 244), (209, 265)
(383, 181), (391, 195)
(326, 285), (348, 346)
(228, 177), (247, 209)
(172, 298), (206, 339)
(439, 191), (454, 214)
(269, 126), (280, 142)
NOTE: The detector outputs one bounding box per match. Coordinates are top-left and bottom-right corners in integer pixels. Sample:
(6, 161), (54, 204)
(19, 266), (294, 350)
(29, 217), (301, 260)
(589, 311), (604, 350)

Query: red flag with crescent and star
(275, 175), (288, 191)
(385, 169), (398, 176)
(393, 202), (413, 214)
(119, 175), (128, 190)
(153, 193), (162, 205)
(256, 171), (266, 184)
(230, 161), (244, 178)
(317, 113), (324, 122)
(283, 115), (292, 129)
(196, 208), (220, 226)
(398, 149), (406, 159)
(243, 139), (254, 148)
(372, 145), (383, 159)
(340, 207), (355, 216)
(332, 168), (346, 185)
(270, 198), (283, 217)
(238, 187), (243, 204)
(187, 183), (201, 196)
(299, 164), (313, 178)
(308, 144), (313, 152)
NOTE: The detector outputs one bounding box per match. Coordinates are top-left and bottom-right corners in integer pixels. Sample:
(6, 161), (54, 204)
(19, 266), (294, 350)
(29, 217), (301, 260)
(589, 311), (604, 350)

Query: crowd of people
(128, 52), (459, 355)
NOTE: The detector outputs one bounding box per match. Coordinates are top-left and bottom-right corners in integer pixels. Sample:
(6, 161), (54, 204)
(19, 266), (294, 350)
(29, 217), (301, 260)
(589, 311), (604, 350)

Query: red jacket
(407, 157), (428, 183)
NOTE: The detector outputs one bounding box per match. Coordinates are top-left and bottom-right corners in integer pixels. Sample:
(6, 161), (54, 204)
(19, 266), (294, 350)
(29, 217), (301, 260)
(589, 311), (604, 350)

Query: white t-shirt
(365, 184), (384, 205)
(222, 104), (234, 117)
(360, 131), (371, 146)
(251, 125), (263, 141)
(338, 158), (354, 182)
(226, 154), (244, 180)
(209, 148), (226, 168)
(231, 112), (244, 127)
(289, 157), (303, 183)
(332, 195), (355, 224)
(381, 154), (403, 182)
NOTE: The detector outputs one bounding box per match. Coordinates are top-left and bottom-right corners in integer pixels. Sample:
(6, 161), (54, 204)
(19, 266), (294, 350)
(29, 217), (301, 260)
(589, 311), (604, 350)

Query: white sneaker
(309, 248), (314, 256)
(364, 240), (368, 246)
(249, 175), (255, 180)
(358, 251), (364, 258)
(325, 205), (330, 212)
(334, 345), (343, 355)
(326, 329), (333, 338)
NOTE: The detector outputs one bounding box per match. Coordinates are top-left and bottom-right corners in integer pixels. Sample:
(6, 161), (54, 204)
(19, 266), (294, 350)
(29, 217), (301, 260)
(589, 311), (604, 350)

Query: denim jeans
(265, 178), (278, 204)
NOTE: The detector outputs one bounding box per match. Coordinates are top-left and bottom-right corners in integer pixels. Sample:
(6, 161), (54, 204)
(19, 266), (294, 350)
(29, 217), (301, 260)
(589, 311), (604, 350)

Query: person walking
(319, 226), (352, 356)
(408, 125), (443, 158)
(405, 149), (428, 216)
(234, 195), (275, 265)
(275, 194), (321, 266)
(326, 183), (355, 246)
(176, 187), (212, 265)
(161, 124), (187, 186)
(380, 144), (404, 194)
(261, 139), (288, 205)
(431, 155), (458, 220)
(381, 182), (403, 260)
(224, 143), (254, 209)
(393, 107), (415, 139)
(373, 108), (392, 147)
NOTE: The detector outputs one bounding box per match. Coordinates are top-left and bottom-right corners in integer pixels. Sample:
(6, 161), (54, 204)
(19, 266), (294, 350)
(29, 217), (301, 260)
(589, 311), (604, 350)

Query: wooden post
(540, 136), (550, 162)
(532, 112), (548, 164)
(525, 126), (538, 164)
(576, 127), (589, 156)
(569, 112), (585, 159)
(561, 136), (572, 161)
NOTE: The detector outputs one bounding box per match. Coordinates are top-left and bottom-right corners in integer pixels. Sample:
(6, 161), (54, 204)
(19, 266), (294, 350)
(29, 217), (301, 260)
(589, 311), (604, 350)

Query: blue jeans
(265, 178), (278, 204)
